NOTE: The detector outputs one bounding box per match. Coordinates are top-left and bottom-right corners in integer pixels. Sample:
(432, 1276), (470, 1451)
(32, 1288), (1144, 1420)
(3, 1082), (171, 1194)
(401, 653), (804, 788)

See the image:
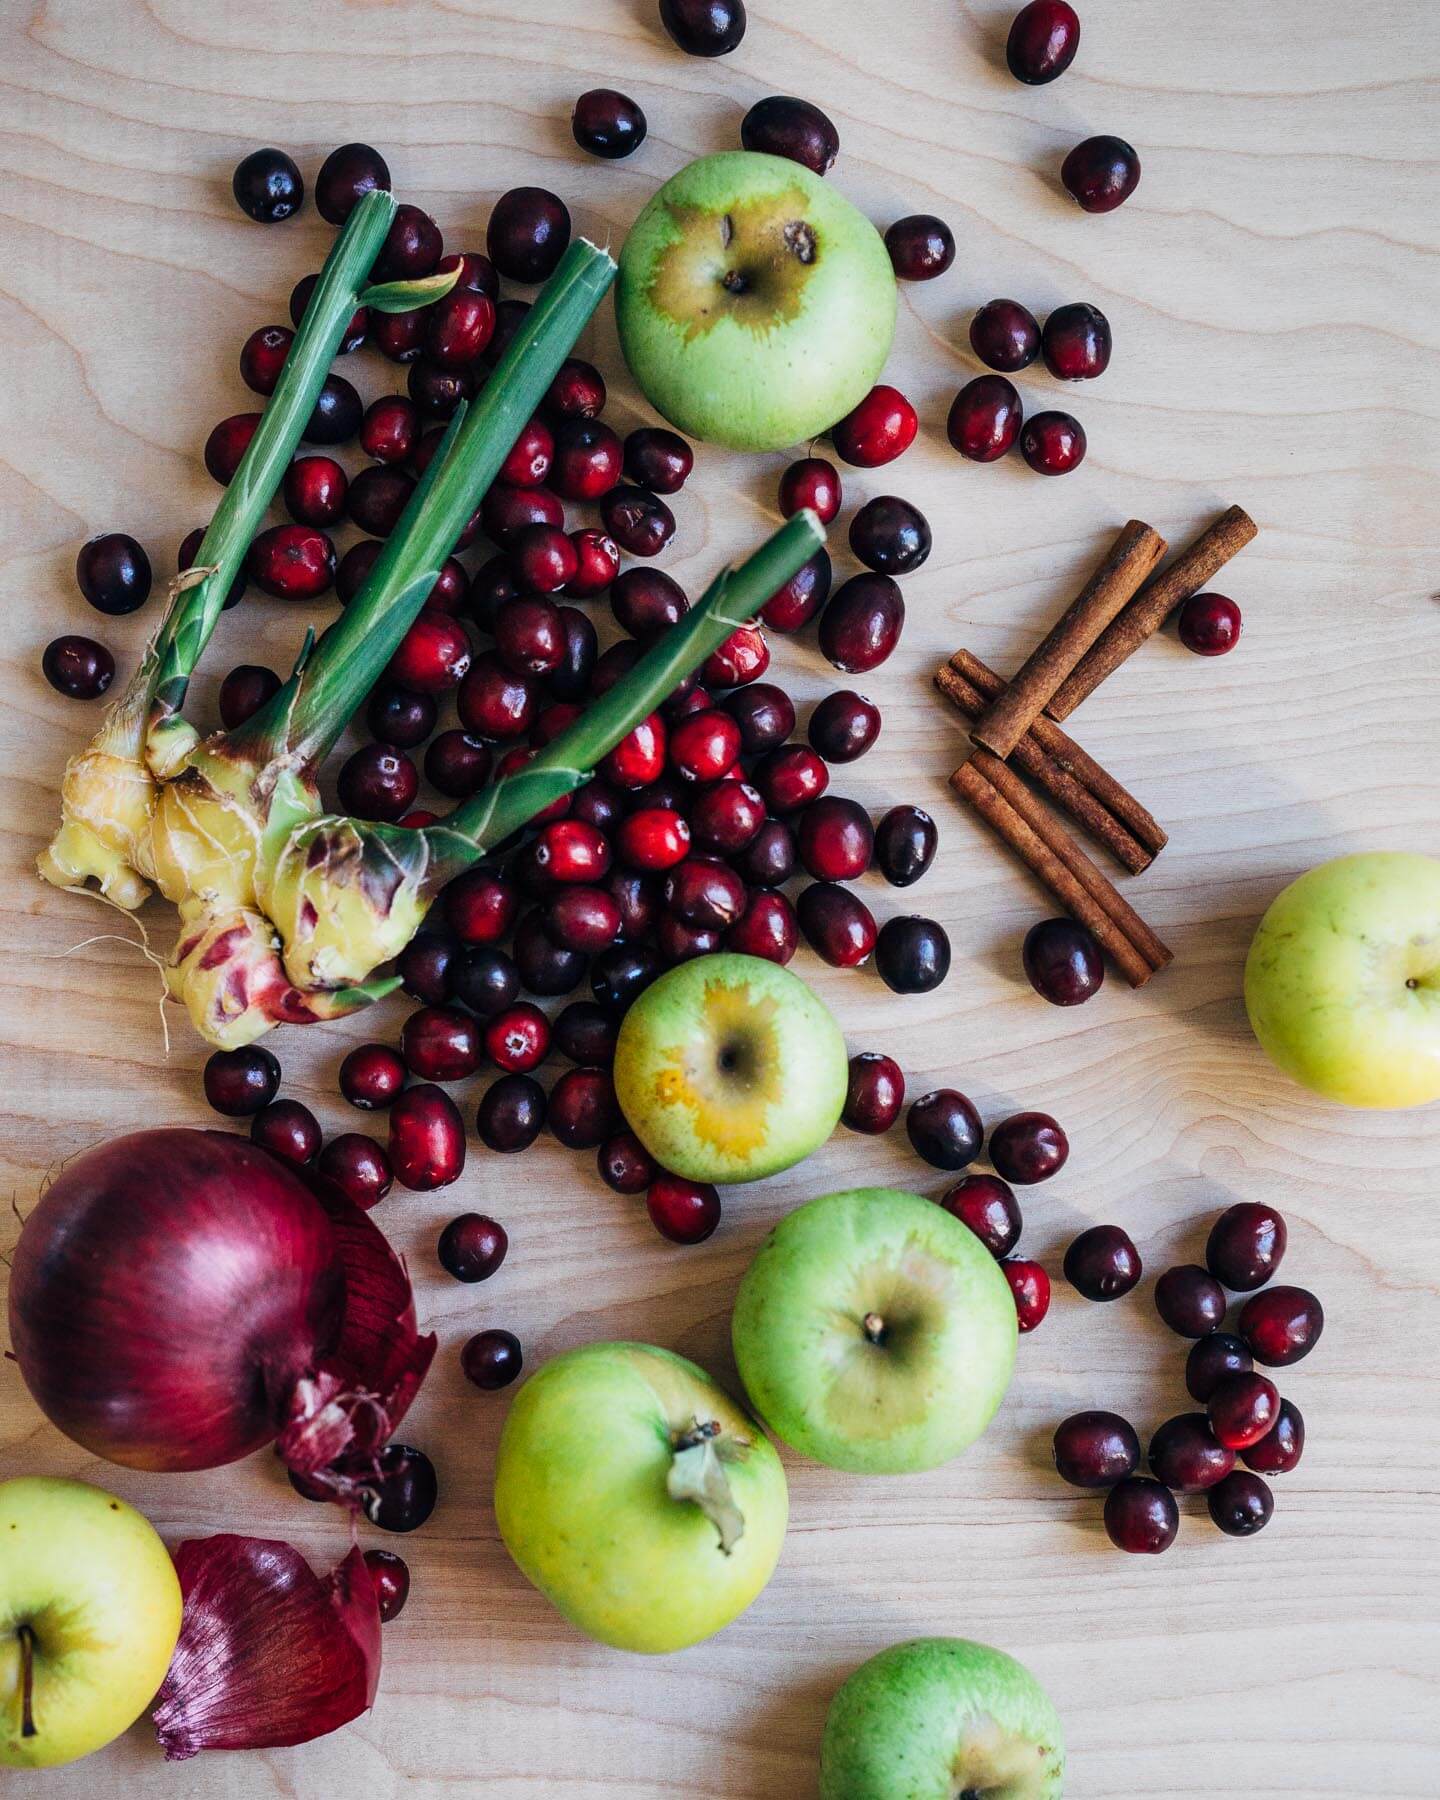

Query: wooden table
(3, 2), (1437, 1793)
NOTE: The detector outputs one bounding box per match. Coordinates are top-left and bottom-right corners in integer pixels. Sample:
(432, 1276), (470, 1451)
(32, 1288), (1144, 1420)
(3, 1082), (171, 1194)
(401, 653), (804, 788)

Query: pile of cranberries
(1052, 1199), (1322, 1552)
(948, 296), (1110, 477)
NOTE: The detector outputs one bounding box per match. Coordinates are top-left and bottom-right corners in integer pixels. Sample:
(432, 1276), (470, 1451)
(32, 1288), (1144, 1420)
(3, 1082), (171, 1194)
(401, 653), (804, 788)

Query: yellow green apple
(617, 150), (897, 451)
(493, 1341), (788, 1653)
(613, 953), (849, 1184)
(0, 1475), (182, 1770)
(820, 1637), (1065, 1799)
(1244, 851), (1440, 1108)
(731, 1188), (1017, 1474)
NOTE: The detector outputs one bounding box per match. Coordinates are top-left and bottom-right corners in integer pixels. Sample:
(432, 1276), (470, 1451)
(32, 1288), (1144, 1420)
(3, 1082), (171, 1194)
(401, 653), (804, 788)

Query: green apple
(616, 150), (897, 452)
(820, 1637), (1065, 1799)
(0, 1475), (182, 1770)
(731, 1188), (1017, 1474)
(613, 952), (848, 1184)
(493, 1341), (788, 1653)
(1245, 851), (1440, 1108)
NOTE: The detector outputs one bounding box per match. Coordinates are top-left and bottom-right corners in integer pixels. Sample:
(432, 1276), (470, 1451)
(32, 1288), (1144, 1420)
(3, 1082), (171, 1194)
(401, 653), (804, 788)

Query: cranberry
(842, 1052), (905, 1134)
(444, 868), (519, 945)
(549, 419), (623, 501)
(451, 947), (520, 1018)
(289, 278), (368, 353)
(402, 1005), (482, 1082)
(231, 147), (302, 222)
(546, 607), (599, 701)
(778, 457), (842, 524)
(1062, 134), (1141, 213)
(701, 623), (770, 689)
(663, 856), (746, 930)
(1154, 1265), (1228, 1338)
(988, 1111), (1067, 1186)
(533, 819), (612, 884)
(1052, 1411), (1139, 1488)
(488, 186), (571, 283)
(668, 709), (741, 784)
(906, 1089), (982, 1170)
(514, 910), (588, 996)
(549, 1067), (621, 1148)
(819, 573), (904, 672)
(1042, 303), (1112, 381)
(357, 1441), (439, 1532)
(250, 1098), (321, 1167)
(1006, 1), (1080, 83)
(883, 214), (955, 281)
(505, 529), (574, 600)
(1185, 1332), (1254, 1403)
(337, 540), (383, 607)
(492, 416), (553, 490)
(741, 94), (839, 175)
(202, 1045), (281, 1117)
(407, 360), (474, 421)
(1002, 1258), (1051, 1332)
(573, 87), (648, 158)
(877, 917), (950, 995)
(280, 456), (346, 528)
(659, 0), (745, 55)
(544, 358), (607, 421)
(179, 528), (245, 609)
(942, 1173), (1021, 1258)
(442, 251), (500, 298)
(728, 889), (799, 964)
(566, 528), (621, 598)
(948, 376), (1023, 462)
(1207, 1371), (1280, 1451)
(755, 745), (829, 814)
(458, 652), (537, 740)
(317, 1134), (393, 1211)
(388, 611), (472, 693)
(570, 779), (624, 836)
(869, 806), (936, 890)
(74, 531), (151, 619)
(969, 299), (1041, 372)
(796, 796), (872, 882)
(807, 691), (880, 764)
(1178, 593), (1242, 656)
(1148, 1414), (1234, 1493)
(340, 1043), (407, 1110)
(591, 945), (662, 1013)
(375, 203), (443, 279)
(617, 807), (689, 872)
(426, 288), (496, 368)
(204, 412), (260, 485)
(795, 884), (875, 967)
(372, 310), (426, 363)
(623, 427), (693, 495)
(1061, 1225), (1141, 1306)
(1022, 917), (1104, 1005)
(349, 465), (416, 537)
(239, 324), (293, 396)
(647, 1174), (722, 1243)
(314, 140), (390, 223)
(601, 486), (675, 558)
(831, 385), (918, 467)
(482, 1002), (549, 1074)
(477, 1073), (546, 1152)
(398, 929), (458, 1005)
(547, 885), (622, 953)
(849, 498), (931, 576)
(486, 298), (533, 367)
(601, 714), (667, 789)
(303, 375), (364, 444)
(761, 550), (832, 633)
(42, 635), (113, 699)
(1104, 1477), (1178, 1555)
(461, 1329), (523, 1391)
(1209, 1469), (1273, 1537)
(590, 639), (646, 697)
(1020, 410), (1086, 476)
(437, 1212), (508, 1282)
(247, 524), (334, 601)
(690, 781), (765, 855)
(598, 1131), (658, 1195)
(733, 818), (797, 887)
(218, 664), (281, 730)
(1242, 1399), (1304, 1476)
(422, 731), (490, 799)
(612, 568), (689, 640)
(657, 915), (720, 965)
(722, 682), (795, 753)
(553, 1001), (619, 1066)
(1238, 1286), (1324, 1367)
(362, 1547), (410, 1621)
(337, 743), (418, 821)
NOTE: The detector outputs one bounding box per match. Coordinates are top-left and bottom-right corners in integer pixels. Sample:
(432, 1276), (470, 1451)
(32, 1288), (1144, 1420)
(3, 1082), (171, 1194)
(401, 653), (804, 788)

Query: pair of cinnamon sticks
(936, 506), (1257, 986)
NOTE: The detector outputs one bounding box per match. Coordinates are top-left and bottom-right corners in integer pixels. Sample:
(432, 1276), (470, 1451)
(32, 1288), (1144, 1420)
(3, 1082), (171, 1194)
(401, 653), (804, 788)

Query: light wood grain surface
(3, 1), (1439, 1793)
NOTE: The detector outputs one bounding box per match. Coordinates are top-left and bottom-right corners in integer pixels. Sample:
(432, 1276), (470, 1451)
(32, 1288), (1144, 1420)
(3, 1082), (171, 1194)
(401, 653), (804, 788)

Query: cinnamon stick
(1047, 505), (1257, 720)
(970, 520), (1167, 758)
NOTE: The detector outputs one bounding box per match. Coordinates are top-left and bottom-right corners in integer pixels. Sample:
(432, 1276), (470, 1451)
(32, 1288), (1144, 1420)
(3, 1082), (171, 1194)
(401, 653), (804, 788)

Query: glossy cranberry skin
(547, 886), (622, 954)
(969, 300), (1041, 373)
(565, 529), (621, 600)
(947, 376), (1023, 464)
(1063, 1224), (1141, 1299)
(840, 1053), (904, 1135)
(507, 530), (576, 602)
(1062, 134), (1141, 213)
(601, 714), (667, 790)
(73, 532), (151, 620)
(553, 1001), (619, 1067)
(374, 203), (443, 279)
(402, 1005), (482, 1082)
(513, 910), (588, 996)
(753, 747), (826, 816)
(438, 1212), (508, 1282)
(568, 781), (624, 840)
(250, 1099), (321, 1167)
(339, 1043), (407, 1110)
(361, 1443), (438, 1533)
(458, 652), (537, 740)
(808, 691), (881, 764)
(663, 856), (746, 931)
(203, 1045), (281, 1117)
(204, 412), (260, 485)
(591, 944), (663, 1013)
(1207, 1371), (1280, 1451)
(336, 539), (383, 607)
(1006, 1), (1080, 83)
(461, 1328), (523, 1392)
(546, 607), (598, 702)
(362, 1547), (410, 1621)
(1021, 409), (1088, 476)
(421, 730), (489, 800)
(1023, 917), (1104, 1005)
(42, 635), (113, 700)
(477, 1073), (546, 1152)
(236, 325), (292, 403)
(480, 1002), (547, 1075)
(442, 250), (501, 299)
(490, 417), (553, 492)
(616, 807), (689, 873)
(883, 214), (955, 281)
(548, 419), (623, 502)
(612, 568), (689, 640)
(1210, 1469), (1274, 1537)
(831, 385), (918, 467)
(722, 682), (795, 754)
(397, 928), (458, 1006)
(942, 1174), (1021, 1258)
(1042, 303), (1112, 381)
(730, 889), (800, 964)
(440, 868), (516, 947)
(1178, 592), (1242, 656)
(232, 146), (303, 222)
(425, 288), (496, 368)
(449, 947), (519, 1019)
(1002, 1258), (1051, 1332)
(280, 456), (346, 528)
(488, 186), (571, 283)
(597, 1131), (657, 1195)
(544, 358), (606, 421)
(778, 457), (842, 524)
(692, 783), (766, 858)
(668, 709), (741, 784)
(1185, 1332), (1254, 1403)
(1238, 1287), (1324, 1367)
(623, 427), (693, 495)
(757, 550), (829, 634)
(534, 819), (613, 884)
(1053, 1411), (1139, 1488)
(337, 743), (419, 821)
(247, 524), (334, 600)
(647, 1175), (722, 1244)
(549, 1067), (621, 1149)
(877, 917), (951, 995)
(372, 309), (426, 362)
(349, 465), (416, 538)
(572, 86), (648, 158)
(303, 375), (364, 445)
(289, 277), (368, 353)
(733, 818), (797, 887)
(1241, 1399), (1304, 1476)
(314, 140), (390, 223)
(701, 623), (769, 690)
(741, 94), (839, 175)
(658, 914), (724, 964)
(861, 811), (934, 897)
(388, 611), (472, 694)
(905, 1089), (982, 1170)
(601, 486), (676, 558)
(819, 573), (904, 673)
(1206, 1216), (1281, 1312)
(796, 796), (872, 883)
(849, 498), (931, 577)
(660, 0), (745, 55)
(1155, 1264), (1228, 1338)
(317, 1134), (393, 1211)
(1148, 1414), (1234, 1493)
(407, 360), (474, 421)
(1104, 1477), (1179, 1555)
(218, 664), (281, 730)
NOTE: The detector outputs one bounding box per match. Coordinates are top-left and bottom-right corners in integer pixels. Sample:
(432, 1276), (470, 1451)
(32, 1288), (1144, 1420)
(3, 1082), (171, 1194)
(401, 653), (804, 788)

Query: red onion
(8, 1129), (434, 1490)
(152, 1536), (380, 1759)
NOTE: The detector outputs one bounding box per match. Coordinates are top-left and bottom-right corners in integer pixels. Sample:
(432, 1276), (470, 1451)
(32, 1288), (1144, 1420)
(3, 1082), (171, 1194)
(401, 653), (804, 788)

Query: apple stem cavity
(667, 1418), (747, 1556)
(17, 1623), (37, 1738)
(862, 1311), (887, 1346)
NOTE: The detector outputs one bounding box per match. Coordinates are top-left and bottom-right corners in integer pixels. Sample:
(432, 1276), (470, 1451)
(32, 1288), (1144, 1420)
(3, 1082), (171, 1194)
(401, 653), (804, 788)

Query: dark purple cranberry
(601, 486), (676, 558)
(798, 884), (877, 968)
(336, 539), (383, 607)
(1207, 1470), (1273, 1537)
(218, 663), (282, 730)
(75, 533), (151, 616)
(842, 1052), (905, 1134)
(466, 556), (520, 633)
(1062, 134), (1141, 213)
(597, 1131), (657, 1194)
(1052, 1411), (1140, 1488)
(797, 796), (873, 882)
(359, 1444), (438, 1534)
(372, 309), (427, 363)
(664, 856), (746, 930)
(883, 213), (955, 281)
(438, 1212), (508, 1281)
(240, 324), (294, 397)
(421, 731), (490, 799)
(1148, 1414), (1234, 1493)
(348, 465), (415, 537)
(450, 947), (521, 1018)
(727, 889), (798, 964)
(873, 804), (937, 887)
(760, 551), (831, 634)
(304, 375), (364, 445)
(553, 1000), (618, 1066)
(250, 1098), (321, 1167)
(43, 635), (113, 699)
(494, 593), (565, 673)
(573, 87), (648, 158)
(612, 568), (689, 640)
(1042, 303), (1112, 380)
(969, 299), (1042, 372)
(733, 817), (797, 887)
(366, 683), (436, 749)
(289, 276), (368, 352)
(569, 779), (623, 837)
(204, 413), (259, 484)
(482, 481), (566, 545)
(397, 927), (458, 1007)
(315, 141), (391, 223)
(232, 147), (303, 222)
(1178, 592), (1242, 656)
(1185, 1332), (1254, 1403)
(849, 497), (931, 575)
(1154, 1265), (1228, 1338)
(1238, 1287), (1324, 1367)
(1022, 917), (1104, 1005)
(546, 886), (622, 954)
(905, 1089), (983, 1170)
(818, 573), (904, 672)
(623, 427), (693, 494)
(375, 204), (443, 280)
(407, 360), (475, 421)
(549, 1067), (621, 1149)
(740, 95), (839, 175)
(1064, 1224), (1141, 1300)
(808, 691), (880, 763)
(722, 682), (796, 754)
(178, 528), (245, 609)
(363, 1548), (410, 1619)
(442, 251), (500, 299)
(659, 0), (746, 55)
(875, 917), (951, 994)
(317, 1134), (393, 1211)
(690, 782), (765, 856)
(590, 943), (662, 1013)
(513, 908), (587, 996)
(461, 1328), (523, 1391)
(941, 1173), (1021, 1257)
(488, 187), (571, 283)
(546, 606), (598, 701)
(1241, 1399), (1304, 1476)
(202, 1045), (281, 1117)
(1020, 410), (1086, 476)
(1006, 1), (1080, 84)
(1104, 1477), (1178, 1555)
(337, 743), (418, 821)
(779, 457), (842, 523)
(1206, 1202), (1287, 1291)
(339, 1043), (408, 1110)
(477, 1073), (546, 1152)
(948, 375), (1023, 462)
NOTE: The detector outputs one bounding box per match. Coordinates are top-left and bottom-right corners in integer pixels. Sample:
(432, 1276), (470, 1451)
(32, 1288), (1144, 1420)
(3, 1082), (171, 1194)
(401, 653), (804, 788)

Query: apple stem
(667, 1419), (746, 1555)
(862, 1311), (887, 1345)
(673, 1418), (722, 1452)
(17, 1624), (36, 1738)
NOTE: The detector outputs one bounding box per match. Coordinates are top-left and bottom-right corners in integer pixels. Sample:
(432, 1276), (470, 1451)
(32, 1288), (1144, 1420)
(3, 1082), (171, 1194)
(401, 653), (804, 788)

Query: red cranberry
(549, 419), (623, 501)
(1238, 1287), (1324, 1367)
(407, 360), (474, 421)
(942, 1174), (1021, 1258)
(1148, 1414), (1234, 1493)
(1178, 592), (1242, 656)
(601, 714), (667, 789)
(948, 376), (1023, 462)
(1063, 1224), (1141, 1299)
(875, 917), (951, 993)
(1154, 1265), (1228, 1338)
(483, 1002), (550, 1074)
(461, 1328), (523, 1391)
(659, 0), (745, 54)
(566, 528), (621, 598)
(248, 524), (334, 600)
(1185, 1332), (1254, 1403)
(202, 1045), (281, 1117)
(741, 94), (839, 175)
(1006, 1), (1080, 83)
(493, 415), (553, 490)
(623, 427), (693, 494)
(1209, 1206), (1287, 1298)
(1062, 134), (1141, 213)
(797, 884), (876, 968)
(289, 278), (368, 352)
(398, 929), (458, 1005)
(701, 623), (769, 689)
(1020, 410), (1086, 475)
(317, 1133), (393, 1211)
(553, 1001), (619, 1066)
(842, 1052), (905, 1134)
(755, 745), (828, 814)
(507, 528), (577, 600)
(488, 186), (571, 283)
(664, 856), (746, 930)
(1042, 302), (1112, 380)
(818, 573), (904, 672)
(547, 885), (622, 953)
(303, 375), (364, 444)
(549, 1067), (621, 1148)
(443, 868), (519, 945)
(315, 140), (390, 223)
(728, 889), (798, 964)
(340, 1043), (407, 1110)
(477, 1073), (546, 1152)
(1052, 1411), (1139, 1488)
(425, 288), (495, 368)
(906, 1089), (982, 1170)
(375, 203), (443, 279)
(372, 310), (426, 363)
(544, 358), (606, 421)
(533, 818), (612, 884)
(760, 550), (832, 634)
(337, 539), (383, 607)
(722, 682), (795, 753)
(402, 1005), (482, 1081)
(232, 147), (303, 222)
(733, 818), (797, 887)
(669, 709), (741, 783)
(363, 1547), (410, 1621)
(43, 635), (113, 699)
(1104, 1477), (1178, 1554)
(884, 214), (955, 281)
(797, 795), (873, 881)
(239, 324), (293, 396)
(437, 1212), (508, 1281)
(778, 457), (842, 524)
(1002, 1258), (1051, 1332)
(831, 385), (917, 467)
(218, 664), (281, 730)
(399, 812), (439, 830)
(573, 87), (648, 158)
(690, 781), (764, 855)
(1022, 917), (1103, 1005)
(969, 299), (1041, 372)
(849, 498), (931, 576)
(1207, 1371), (1280, 1451)
(282, 456), (347, 527)
(204, 412), (260, 485)
(597, 1131), (657, 1194)
(808, 691), (881, 763)
(1208, 1469), (1273, 1537)
(458, 652), (537, 740)
(989, 1111), (1067, 1186)
(1242, 1399), (1304, 1476)
(612, 568), (689, 639)
(387, 611), (472, 693)
(424, 731), (492, 799)
(618, 807), (691, 871)
(647, 1175), (722, 1244)
(250, 1098), (321, 1167)
(601, 486), (675, 557)
(347, 465), (415, 536)
(337, 743), (419, 821)
(451, 947), (520, 1018)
